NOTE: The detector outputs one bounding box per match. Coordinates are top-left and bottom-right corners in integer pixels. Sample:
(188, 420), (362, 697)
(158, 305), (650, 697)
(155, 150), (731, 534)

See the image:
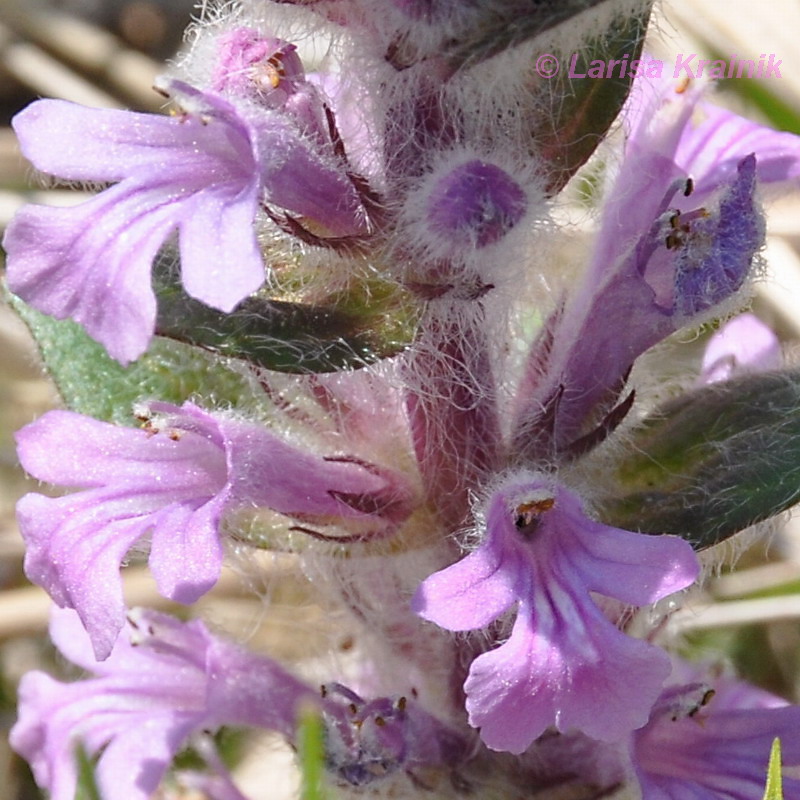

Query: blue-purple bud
(427, 160), (527, 248)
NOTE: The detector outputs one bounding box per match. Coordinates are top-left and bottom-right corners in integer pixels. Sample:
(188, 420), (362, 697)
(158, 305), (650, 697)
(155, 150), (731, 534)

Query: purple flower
(513, 79), (773, 457)
(212, 28), (331, 142)
(627, 70), (800, 201)
(320, 683), (467, 786)
(602, 71), (792, 290)
(633, 668), (800, 798)
(10, 607), (326, 800)
(412, 473), (699, 753)
(213, 28), (307, 105)
(13, 607), (467, 800)
(4, 77), (369, 364)
(16, 401), (411, 658)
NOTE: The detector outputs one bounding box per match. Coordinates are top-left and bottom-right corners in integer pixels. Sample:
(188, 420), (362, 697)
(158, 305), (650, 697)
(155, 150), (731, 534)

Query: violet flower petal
(699, 312), (781, 385)
(16, 403), (409, 658)
(4, 95), (264, 364)
(465, 597), (672, 753)
(6, 190), (167, 364)
(675, 101), (800, 198)
(414, 475), (699, 752)
(623, 68), (800, 203)
(10, 607), (324, 800)
(8, 99), (217, 182)
(411, 544), (518, 630)
(634, 673), (800, 799)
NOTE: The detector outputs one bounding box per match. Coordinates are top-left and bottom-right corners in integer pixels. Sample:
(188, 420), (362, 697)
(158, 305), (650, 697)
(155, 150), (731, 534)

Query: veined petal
(15, 408), (215, 487)
(466, 595), (672, 752)
(699, 313), (781, 385)
(563, 503), (700, 605)
(16, 403), (412, 658)
(177, 184), (264, 310)
(676, 103), (800, 197)
(633, 671), (800, 799)
(17, 491), (175, 659)
(5, 188), (166, 364)
(415, 474), (698, 752)
(4, 90), (265, 364)
(11, 608), (324, 800)
(11, 99), (230, 183)
(411, 544), (519, 630)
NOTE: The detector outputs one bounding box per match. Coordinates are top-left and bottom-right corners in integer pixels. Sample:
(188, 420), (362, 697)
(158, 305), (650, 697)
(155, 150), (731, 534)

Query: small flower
(16, 401), (410, 658)
(632, 667), (800, 799)
(514, 149), (766, 457)
(213, 28), (307, 107)
(10, 607), (325, 800)
(320, 683), (467, 787)
(3, 87), (264, 364)
(513, 69), (800, 459)
(4, 77), (369, 364)
(412, 473), (699, 753)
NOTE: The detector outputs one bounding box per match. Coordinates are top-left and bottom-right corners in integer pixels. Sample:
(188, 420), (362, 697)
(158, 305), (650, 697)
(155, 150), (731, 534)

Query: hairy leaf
(533, 10), (651, 194)
(6, 284), (262, 425)
(599, 369), (800, 549)
(154, 261), (417, 374)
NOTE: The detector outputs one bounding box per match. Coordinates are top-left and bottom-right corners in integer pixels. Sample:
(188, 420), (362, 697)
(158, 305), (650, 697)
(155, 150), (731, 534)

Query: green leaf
(762, 738), (784, 800)
(298, 708), (327, 800)
(6, 284), (264, 425)
(443, 0), (610, 69)
(533, 10), (651, 194)
(598, 369), (800, 549)
(153, 261), (417, 374)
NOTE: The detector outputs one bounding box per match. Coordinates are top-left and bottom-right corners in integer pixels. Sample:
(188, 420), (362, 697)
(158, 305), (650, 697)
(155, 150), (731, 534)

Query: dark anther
(514, 498), (555, 538)
(665, 232), (682, 250)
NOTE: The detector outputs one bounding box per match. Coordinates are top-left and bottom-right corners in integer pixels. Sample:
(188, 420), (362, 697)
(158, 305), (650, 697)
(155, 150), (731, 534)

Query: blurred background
(0, 0), (799, 797)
